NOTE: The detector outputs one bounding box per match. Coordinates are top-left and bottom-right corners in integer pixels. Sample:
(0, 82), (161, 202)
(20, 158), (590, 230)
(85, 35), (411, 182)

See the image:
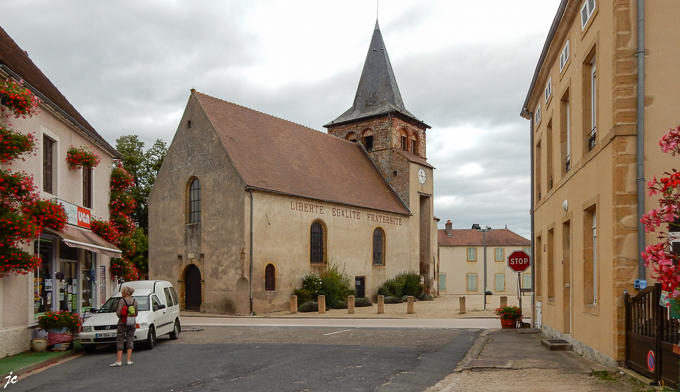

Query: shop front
(32, 201), (120, 323)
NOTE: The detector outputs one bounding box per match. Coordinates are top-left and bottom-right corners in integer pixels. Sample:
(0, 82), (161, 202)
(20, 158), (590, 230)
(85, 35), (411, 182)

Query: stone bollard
(500, 296), (507, 307)
(377, 295), (385, 314)
(459, 296), (466, 314)
(407, 296), (415, 314)
(348, 295), (355, 314)
(318, 295), (326, 313)
(290, 295), (298, 314)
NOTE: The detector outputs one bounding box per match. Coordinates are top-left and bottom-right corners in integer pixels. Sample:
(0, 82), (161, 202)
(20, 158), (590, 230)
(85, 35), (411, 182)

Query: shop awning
(43, 226), (122, 258)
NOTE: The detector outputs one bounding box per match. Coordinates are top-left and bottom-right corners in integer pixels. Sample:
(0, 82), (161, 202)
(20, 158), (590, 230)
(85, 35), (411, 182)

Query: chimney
(445, 220), (453, 237)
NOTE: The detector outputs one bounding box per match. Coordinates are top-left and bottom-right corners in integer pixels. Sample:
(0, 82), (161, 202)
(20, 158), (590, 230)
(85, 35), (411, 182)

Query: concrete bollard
(318, 295), (326, 313)
(500, 296), (507, 307)
(348, 295), (355, 314)
(290, 295), (297, 314)
(407, 296), (415, 314)
(459, 296), (466, 314)
(377, 295), (385, 314)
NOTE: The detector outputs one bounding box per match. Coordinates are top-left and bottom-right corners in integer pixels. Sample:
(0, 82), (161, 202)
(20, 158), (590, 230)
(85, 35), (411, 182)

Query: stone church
(149, 22), (439, 314)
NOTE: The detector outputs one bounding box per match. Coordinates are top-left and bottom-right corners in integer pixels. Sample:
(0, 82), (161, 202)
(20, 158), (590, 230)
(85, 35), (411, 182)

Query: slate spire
(326, 20), (421, 126)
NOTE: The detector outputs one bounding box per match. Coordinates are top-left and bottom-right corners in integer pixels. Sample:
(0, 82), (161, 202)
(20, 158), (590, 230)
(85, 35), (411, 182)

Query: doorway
(185, 264), (202, 311)
(562, 221), (571, 334)
(355, 277), (365, 298)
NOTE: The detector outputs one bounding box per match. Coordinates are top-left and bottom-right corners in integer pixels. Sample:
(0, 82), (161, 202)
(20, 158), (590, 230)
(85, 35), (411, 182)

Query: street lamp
(478, 226), (491, 310)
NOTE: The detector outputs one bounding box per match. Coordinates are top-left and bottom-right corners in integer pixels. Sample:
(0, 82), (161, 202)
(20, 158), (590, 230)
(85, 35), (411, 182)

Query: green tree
(114, 135), (167, 275)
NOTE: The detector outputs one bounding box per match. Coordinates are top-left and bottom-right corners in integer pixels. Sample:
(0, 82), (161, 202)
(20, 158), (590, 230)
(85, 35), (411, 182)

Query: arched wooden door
(185, 264), (202, 311)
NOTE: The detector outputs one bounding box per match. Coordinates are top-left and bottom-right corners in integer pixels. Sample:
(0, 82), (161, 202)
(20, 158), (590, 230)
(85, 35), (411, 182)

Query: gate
(625, 283), (680, 388)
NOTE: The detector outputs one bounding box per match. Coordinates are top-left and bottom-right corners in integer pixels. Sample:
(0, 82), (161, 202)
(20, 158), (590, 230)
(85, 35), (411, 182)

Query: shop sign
(57, 199), (91, 229)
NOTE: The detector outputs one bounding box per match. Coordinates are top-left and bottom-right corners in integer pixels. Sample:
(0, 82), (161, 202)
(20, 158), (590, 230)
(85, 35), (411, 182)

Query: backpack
(121, 298), (137, 326)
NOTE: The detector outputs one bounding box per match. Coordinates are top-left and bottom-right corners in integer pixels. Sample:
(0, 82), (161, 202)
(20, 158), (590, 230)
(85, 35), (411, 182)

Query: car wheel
(169, 320), (180, 340)
(84, 345), (97, 354)
(145, 326), (156, 350)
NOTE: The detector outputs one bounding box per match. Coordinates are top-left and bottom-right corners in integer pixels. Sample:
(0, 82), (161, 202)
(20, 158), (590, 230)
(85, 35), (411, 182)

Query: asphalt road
(12, 326), (481, 392)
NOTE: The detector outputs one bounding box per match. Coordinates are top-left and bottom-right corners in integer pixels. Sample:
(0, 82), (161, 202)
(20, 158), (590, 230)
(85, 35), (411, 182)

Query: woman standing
(111, 286), (138, 366)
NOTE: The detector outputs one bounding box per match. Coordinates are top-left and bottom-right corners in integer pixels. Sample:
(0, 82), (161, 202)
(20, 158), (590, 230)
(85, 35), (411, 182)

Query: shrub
(384, 296), (402, 304)
(355, 297), (373, 307)
(377, 272), (424, 298)
(298, 301), (318, 312)
(418, 294), (434, 301)
(294, 264), (354, 310)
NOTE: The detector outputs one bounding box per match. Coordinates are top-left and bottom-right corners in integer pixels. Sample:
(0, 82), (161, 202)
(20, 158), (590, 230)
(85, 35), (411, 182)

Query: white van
(80, 280), (181, 352)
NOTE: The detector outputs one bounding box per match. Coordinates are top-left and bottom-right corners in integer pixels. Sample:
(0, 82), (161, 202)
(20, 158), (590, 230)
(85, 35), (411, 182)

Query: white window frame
(581, 0), (596, 30)
(467, 247), (476, 261)
(589, 57), (597, 150)
(535, 105), (542, 125)
(566, 98), (571, 168)
(522, 273), (532, 289)
(544, 77), (552, 104)
(559, 40), (570, 72)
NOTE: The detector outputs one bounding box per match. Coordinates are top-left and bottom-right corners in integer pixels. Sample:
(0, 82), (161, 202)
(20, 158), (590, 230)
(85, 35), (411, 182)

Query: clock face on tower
(418, 168), (427, 184)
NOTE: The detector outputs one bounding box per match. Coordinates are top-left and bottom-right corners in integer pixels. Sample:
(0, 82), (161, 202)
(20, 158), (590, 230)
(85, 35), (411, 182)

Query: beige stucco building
(0, 27), (121, 357)
(438, 221), (531, 308)
(149, 22), (439, 314)
(521, 0), (680, 366)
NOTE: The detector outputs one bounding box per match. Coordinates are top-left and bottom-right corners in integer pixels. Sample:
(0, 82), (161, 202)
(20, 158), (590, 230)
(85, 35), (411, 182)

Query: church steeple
(325, 21), (423, 127)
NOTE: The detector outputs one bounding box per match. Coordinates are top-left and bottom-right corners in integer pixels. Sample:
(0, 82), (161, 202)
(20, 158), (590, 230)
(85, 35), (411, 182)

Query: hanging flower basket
(66, 145), (100, 170)
(0, 78), (40, 118)
(0, 125), (36, 164)
(21, 199), (68, 231)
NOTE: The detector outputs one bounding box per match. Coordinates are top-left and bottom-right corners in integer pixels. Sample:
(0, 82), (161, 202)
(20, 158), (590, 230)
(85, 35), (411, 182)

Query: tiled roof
(325, 21), (426, 128)
(196, 91), (411, 215)
(438, 228), (530, 247)
(395, 149), (434, 169)
(0, 26), (119, 158)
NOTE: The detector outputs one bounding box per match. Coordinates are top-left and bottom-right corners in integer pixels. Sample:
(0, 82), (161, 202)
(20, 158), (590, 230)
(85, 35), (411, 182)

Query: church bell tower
(324, 21), (431, 209)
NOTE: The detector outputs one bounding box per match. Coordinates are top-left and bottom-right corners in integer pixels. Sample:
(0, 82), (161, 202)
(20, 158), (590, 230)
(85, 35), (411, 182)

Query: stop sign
(507, 250), (531, 272)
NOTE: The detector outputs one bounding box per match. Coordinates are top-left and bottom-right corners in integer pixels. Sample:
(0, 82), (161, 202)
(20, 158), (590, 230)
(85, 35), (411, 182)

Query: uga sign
(507, 250), (531, 273)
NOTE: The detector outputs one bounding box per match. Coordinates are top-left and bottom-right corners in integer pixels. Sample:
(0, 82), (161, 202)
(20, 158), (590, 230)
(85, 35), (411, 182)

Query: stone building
(520, 0), (680, 366)
(0, 26), (121, 357)
(438, 221), (531, 308)
(149, 22), (438, 314)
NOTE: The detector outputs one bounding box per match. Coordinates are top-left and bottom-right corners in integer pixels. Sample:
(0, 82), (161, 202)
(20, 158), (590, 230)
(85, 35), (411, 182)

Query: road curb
(452, 329), (492, 373)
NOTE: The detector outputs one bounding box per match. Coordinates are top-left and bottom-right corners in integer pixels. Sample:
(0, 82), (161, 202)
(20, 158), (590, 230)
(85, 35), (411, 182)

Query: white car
(80, 280), (181, 352)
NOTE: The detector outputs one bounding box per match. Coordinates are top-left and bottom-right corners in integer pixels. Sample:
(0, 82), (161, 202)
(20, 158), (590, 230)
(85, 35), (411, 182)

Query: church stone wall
(248, 192), (418, 313)
(149, 93), (247, 314)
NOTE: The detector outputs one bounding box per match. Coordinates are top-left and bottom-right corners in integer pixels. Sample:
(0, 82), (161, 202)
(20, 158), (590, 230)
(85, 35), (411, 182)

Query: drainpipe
(636, 0), (646, 280)
(249, 189), (254, 314)
(528, 112), (536, 327)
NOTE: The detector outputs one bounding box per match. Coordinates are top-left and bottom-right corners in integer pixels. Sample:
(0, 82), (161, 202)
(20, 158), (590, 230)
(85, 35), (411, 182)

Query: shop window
(265, 263), (276, 291)
(310, 221), (325, 264)
(373, 228), (385, 265)
(188, 178), (201, 223)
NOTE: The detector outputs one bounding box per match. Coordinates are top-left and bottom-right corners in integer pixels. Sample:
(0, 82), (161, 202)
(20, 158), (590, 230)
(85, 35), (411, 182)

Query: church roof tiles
(195, 91), (411, 215)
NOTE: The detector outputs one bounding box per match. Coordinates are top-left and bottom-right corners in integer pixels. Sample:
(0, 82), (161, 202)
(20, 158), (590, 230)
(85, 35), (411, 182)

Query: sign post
(507, 250), (531, 321)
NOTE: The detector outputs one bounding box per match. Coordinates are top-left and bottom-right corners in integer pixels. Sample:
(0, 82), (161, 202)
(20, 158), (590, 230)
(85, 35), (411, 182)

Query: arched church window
(373, 228), (385, 265)
(310, 221), (325, 264)
(265, 263), (276, 291)
(346, 132), (357, 143)
(399, 130), (408, 150)
(188, 178), (201, 223)
(411, 134), (419, 155)
(362, 129), (374, 151)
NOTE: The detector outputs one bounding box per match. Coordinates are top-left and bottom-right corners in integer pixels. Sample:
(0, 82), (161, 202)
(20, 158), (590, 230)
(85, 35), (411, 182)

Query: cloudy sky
(1, 0), (562, 239)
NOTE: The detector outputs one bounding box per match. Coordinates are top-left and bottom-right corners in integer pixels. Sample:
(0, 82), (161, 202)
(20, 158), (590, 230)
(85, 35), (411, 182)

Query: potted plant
(65, 145), (100, 170)
(37, 310), (81, 348)
(494, 305), (522, 328)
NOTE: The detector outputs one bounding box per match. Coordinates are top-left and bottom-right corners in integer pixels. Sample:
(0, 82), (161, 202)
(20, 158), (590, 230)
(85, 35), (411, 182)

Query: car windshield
(97, 296), (150, 313)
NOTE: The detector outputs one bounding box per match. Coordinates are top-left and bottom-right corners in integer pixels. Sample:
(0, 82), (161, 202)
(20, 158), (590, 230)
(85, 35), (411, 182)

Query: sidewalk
(0, 340), (83, 380)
